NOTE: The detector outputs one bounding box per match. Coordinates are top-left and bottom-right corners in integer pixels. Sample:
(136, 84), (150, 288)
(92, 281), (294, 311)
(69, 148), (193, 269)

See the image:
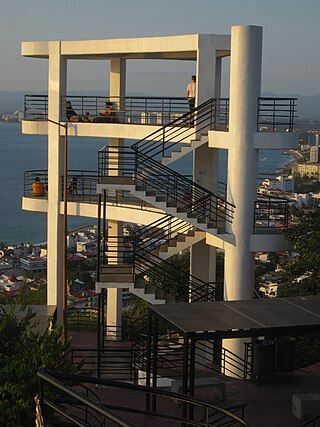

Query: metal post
(47, 119), (68, 342)
(97, 292), (101, 378)
(151, 317), (158, 412)
(146, 312), (152, 412)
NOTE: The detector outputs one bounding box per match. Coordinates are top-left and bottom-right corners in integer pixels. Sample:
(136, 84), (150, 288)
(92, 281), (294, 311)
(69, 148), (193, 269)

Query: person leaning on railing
(32, 177), (44, 197)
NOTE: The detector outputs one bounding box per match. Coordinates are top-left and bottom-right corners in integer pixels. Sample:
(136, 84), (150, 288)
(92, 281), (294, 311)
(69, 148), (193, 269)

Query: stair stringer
(161, 133), (208, 167)
(152, 229), (206, 260)
(129, 188), (220, 236)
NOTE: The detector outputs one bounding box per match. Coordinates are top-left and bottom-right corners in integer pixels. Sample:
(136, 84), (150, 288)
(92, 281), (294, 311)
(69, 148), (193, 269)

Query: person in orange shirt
(32, 177), (44, 196)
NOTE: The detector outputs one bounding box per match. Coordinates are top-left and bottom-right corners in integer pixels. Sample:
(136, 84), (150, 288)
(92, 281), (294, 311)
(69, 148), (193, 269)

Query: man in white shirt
(186, 75), (196, 125)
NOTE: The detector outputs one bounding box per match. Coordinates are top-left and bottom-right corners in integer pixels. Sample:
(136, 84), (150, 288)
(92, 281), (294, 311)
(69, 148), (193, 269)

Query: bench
(292, 393), (320, 420)
(171, 377), (226, 401)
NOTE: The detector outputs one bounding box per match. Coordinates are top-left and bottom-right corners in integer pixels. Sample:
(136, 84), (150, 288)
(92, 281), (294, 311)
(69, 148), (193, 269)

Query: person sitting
(93, 101), (119, 123)
(32, 177), (44, 197)
(66, 101), (79, 121)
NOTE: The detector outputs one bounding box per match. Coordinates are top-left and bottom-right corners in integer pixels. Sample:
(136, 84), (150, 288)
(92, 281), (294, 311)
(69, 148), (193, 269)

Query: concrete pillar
(223, 25), (263, 372)
(106, 58), (126, 339)
(47, 42), (67, 324)
(191, 43), (221, 300)
(191, 143), (219, 297)
(225, 25), (262, 300)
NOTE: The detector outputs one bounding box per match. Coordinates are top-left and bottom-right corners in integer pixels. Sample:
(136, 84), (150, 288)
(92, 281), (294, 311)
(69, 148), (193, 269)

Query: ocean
(0, 122), (293, 244)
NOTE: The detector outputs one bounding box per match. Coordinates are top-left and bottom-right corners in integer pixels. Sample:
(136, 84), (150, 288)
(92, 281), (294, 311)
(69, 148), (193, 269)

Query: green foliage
(279, 206), (320, 296)
(67, 260), (95, 289)
(147, 252), (190, 300)
(0, 306), (73, 426)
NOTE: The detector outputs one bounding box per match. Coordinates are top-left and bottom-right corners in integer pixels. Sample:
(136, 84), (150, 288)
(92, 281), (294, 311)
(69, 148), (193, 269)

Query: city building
(310, 145), (320, 163)
(293, 163), (320, 178)
(20, 256), (47, 272)
(21, 25), (308, 424)
(261, 175), (295, 193)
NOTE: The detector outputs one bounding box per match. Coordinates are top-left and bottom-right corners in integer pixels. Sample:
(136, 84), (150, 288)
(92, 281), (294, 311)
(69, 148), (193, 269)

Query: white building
(262, 175), (294, 193)
(21, 26), (298, 366)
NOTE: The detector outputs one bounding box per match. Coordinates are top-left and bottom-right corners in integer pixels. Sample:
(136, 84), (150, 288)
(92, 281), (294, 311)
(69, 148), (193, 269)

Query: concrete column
(223, 25), (263, 372)
(191, 143), (218, 297)
(106, 58), (126, 339)
(47, 42), (67, 324)
(225, 25), (262, 300)
(191, 42), (221, 300)
(106, 219), (123, 340)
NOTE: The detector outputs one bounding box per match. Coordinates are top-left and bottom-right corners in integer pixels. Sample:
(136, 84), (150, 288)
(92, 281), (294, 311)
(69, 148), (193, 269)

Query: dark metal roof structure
(149, 296), (320, 339)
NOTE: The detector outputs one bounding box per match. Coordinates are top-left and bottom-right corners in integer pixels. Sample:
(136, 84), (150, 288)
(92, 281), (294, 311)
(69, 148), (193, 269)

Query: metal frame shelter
(146, 296), (320, 399)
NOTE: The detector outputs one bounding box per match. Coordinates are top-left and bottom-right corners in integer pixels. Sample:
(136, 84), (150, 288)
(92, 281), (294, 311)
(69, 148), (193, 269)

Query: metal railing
(131, 97), (229, 158)
(24, 94), (297, 133)
(98, 233), (218, 303)
(131, 214), (195, 253)
(254, 194), (292, 233)
(99, 147), (235, 228)
(24, 170), (99, 203)
(24, 169), (163, 212)
(24, 94), (190, 126)
(257, 97), (297, 132)
(301, 413), (320, 427)
(38, 370), (249, 426)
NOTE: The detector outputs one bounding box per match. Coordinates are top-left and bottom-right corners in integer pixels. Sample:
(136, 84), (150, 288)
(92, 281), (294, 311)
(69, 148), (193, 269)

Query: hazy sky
(1, 0), (319, 96)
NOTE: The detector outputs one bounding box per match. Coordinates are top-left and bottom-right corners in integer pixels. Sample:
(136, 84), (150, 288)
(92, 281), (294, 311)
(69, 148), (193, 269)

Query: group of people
(66, 101), (119, 123)
(32, 176), (78, 197)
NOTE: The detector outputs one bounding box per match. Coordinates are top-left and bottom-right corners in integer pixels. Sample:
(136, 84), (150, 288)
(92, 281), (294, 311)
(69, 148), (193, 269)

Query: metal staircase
(97, 98), (233, 304)
(97, 213), (220, 304)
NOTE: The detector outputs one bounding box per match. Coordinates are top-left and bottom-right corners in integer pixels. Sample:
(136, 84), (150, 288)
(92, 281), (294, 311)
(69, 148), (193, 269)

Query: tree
(0, 306), (74, 426)
(279, 206), (320, 297)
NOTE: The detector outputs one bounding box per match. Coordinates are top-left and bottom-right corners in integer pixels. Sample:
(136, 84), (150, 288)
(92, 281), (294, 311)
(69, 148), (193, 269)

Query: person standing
(186, 75), (196, 125)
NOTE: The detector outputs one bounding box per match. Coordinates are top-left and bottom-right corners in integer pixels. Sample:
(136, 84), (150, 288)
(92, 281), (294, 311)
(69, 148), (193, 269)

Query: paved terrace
(69, 329), (320, 426)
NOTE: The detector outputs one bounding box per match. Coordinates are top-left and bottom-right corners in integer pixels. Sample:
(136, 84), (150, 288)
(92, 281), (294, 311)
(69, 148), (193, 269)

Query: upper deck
(21, 34), (230, 60)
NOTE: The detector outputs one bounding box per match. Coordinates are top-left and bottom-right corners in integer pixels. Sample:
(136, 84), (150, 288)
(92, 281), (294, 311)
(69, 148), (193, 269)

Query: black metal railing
(257, 97), (297, 132)
(131, 97), (229, 158)
(24, 94), (190, 126)
(254, 194), (292, 233)
(24, 169), (164, 212)
(98, 233), (218, 303)
(301, 413), (320, 427)
(24, 94), (297, 133)
(38, 370), (249, 426)
(67, 307), (98, 331)
(62, 347), (134, 381)
(131, 214), (195, 253)
(99, 147), (235, 228)
(24, 169), (99, 203)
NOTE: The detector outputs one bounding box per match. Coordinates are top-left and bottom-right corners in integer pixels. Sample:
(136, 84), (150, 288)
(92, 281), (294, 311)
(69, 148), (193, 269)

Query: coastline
(278, 149), (302, 173)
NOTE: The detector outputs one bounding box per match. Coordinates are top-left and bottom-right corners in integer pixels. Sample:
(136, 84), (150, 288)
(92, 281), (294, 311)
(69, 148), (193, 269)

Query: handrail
(254, 193), (292, 233)
(38, 370), (249, 426)
(98, 146), (235, 227)
(24, 94), (297, 133)
(257, 97), (297, 132)
(300, 412), (320, 426)
(24, 94), (190, 126)
(131, 97), (229, 157)
(131, 214), (195, 253)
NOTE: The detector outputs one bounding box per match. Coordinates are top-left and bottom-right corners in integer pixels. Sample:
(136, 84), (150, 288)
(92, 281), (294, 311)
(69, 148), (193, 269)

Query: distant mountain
(262, 92), (320, 118)
(1, 90), (320, 118)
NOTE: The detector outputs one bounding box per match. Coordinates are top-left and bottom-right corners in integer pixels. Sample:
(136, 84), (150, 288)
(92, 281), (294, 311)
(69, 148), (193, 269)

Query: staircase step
(167, 201), (178, 208)
(145, 283), (156, 294)
(156, 196), (167, 202)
